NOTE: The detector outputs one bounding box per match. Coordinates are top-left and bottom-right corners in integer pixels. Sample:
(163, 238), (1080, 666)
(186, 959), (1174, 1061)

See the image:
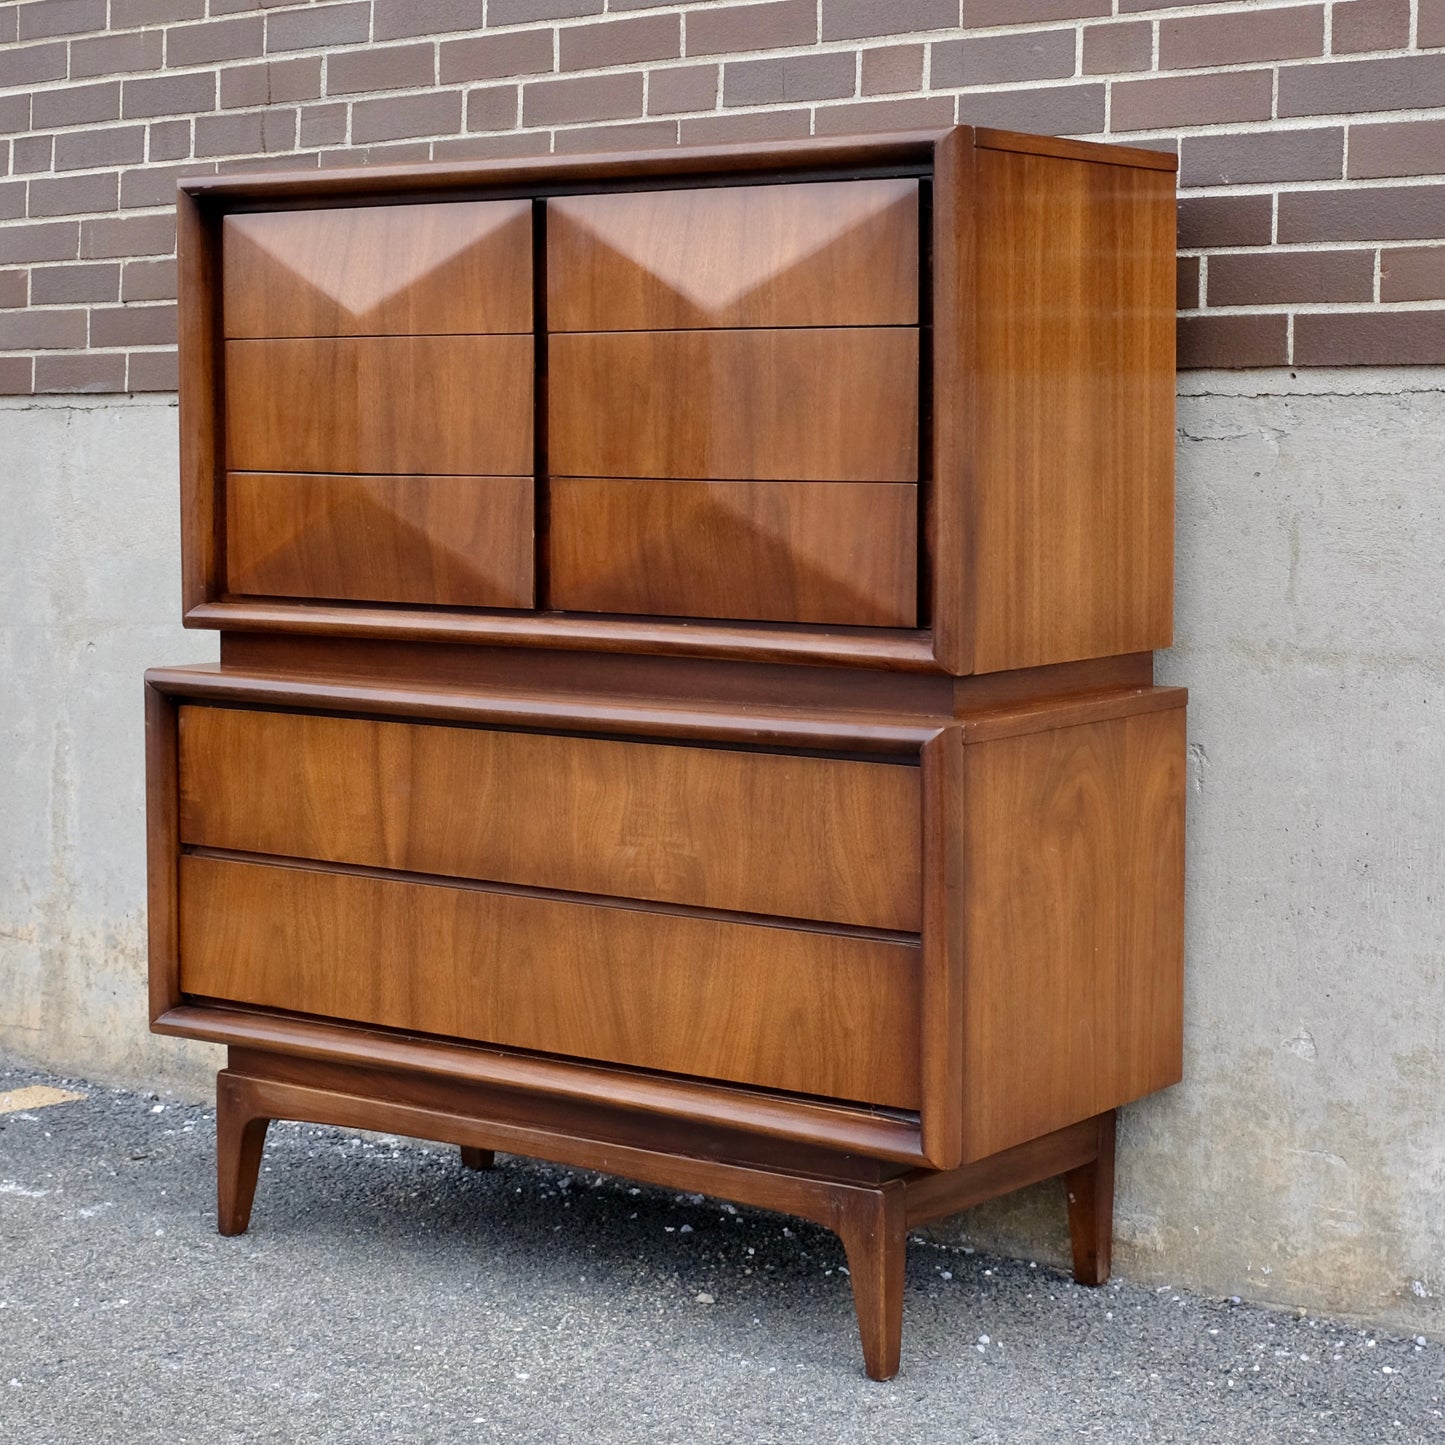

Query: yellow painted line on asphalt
(0, 1086), (87, 1115)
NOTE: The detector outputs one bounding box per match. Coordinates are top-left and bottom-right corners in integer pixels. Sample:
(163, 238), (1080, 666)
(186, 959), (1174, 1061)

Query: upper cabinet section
(546, 180), (918, 331)
(222, 199), (533, 338)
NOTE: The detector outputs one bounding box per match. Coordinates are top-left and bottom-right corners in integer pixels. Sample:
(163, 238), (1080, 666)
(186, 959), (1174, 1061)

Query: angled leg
(216, 1070), (271, 1237)
(832, 1182), (907, 1381)
(459, 1145), (495, 1171)
(1063, 1110), (1116, 1286)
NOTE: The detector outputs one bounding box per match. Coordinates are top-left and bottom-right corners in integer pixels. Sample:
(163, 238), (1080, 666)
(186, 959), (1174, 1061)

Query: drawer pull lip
(180, 844), (924, 947)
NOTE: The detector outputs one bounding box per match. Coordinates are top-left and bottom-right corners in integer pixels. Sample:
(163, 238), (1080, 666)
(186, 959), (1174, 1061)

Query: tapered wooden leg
(1063, 1110), (1116, 1286)
(832, 1182), (907, 1381)
(216, 1070), (271, 1237)
(459, 1145), (495, 1171)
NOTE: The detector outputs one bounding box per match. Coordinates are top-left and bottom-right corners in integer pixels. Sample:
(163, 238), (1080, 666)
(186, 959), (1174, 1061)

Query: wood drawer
(178, 707), (922, 932)
(226, 472), (533, 609)
(178, 855), (920, 1108)
(548, 329), (918, 483)
(222, 199), (532, 338)
(546, 180), (918, 331)
(225, 335), (533, 477)
(549, 477), (917, 627)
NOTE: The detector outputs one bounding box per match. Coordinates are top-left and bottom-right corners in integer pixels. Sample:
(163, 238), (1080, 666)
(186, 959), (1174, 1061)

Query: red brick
(1347, 119), (1445, 180)
(1207, 250), (1373, 306)
(1278, 185), (1445, 243)
(1112, 70), (1273, 132)
(1379, 246), (1445, 302)
(1423, 0), (1445, 46)
(1294, 310), (1445, 364)
(167, 15), (263, 65)
(31, 261), (119, 304)
(822, 0), (957, 41)
(1160, 5), (1322, 69)
(466, 85), (519, 132)
(933, 30), (1077, 87)
(0, 308), (88, 348)
(724, 52), (856, 106)
(0, 269), (26, 308)
(122, 162), (206, 207)
(1176, 255), (1199, 310)
(955, 83), (1103, 136)
(433, 132), (552, 161)
(123, 72), (217, 120)
(963, 0), (1107, 22)
(17, 0), (105, 40)
(220, 56), (323, 109)
(0, 356), (34, 394)
(552, 119), (679, 154)
(0, 221), (78, 264)
(1332, 0), (1410, 52)
(1177, 314), (1288, 369)
(0, 41), (67, 86)
(686, 0), (815, 57)
(1180, 128), (1342, 187)
(32, 82), (121, 129)
(299, 104), (347, 147)
(195, 108), (296, 157)
(860, 45), (924, 96)
(679, 108), (812, 145)
(490, 0), (601, 22)
(648, 64), (717, 114)
(35, 352), (126, 391)
(523, 72), (643, 126)
(561, 15), (680, 70)
(127, 349), (180, 392)
(1178, 194), (1273, 250)
(374, 0), (484, 40)
(351, 91), (464, 143)
(147, 120), (193, 163)
(265, 2), (370, 53)
(53, 126), (147, 172)
(112, 0), (203, 22)
(441, 30), (555, 84)
(90, 302), (177, 348)
(1280, 54), (1445, 116)
(814, 94), (956, 136)
(1082, 21), (1151, 75)
(29, 172), (118, 218)
(328, 44), (436, 96)
(13, 137), (55, 174)
(70, 29), (163, 78)
(121, 257), (177, 304)
(81, 214), (175, 259)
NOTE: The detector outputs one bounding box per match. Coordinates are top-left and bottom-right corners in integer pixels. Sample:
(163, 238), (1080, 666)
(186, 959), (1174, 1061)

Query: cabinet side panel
(178, 189), (220, 611)
(959, 706), (1185, 1161)
(970, 150), (1175, 672)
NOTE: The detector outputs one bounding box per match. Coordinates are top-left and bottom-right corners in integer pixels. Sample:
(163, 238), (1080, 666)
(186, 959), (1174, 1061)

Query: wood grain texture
(179, 855), (922, 1107)
(548, 329), (918, 482)
(226, 472), (534, 609)
(970, 148), (1176, 672)
(177, 187), (219, 611)
(225, 335), (533, 477)
(177, 705), (923, 931)
(222, 200), (532, 338)
(959, 705), (1186, 1162)
(145, 684), (181, 1021)
(546, 179), (918, 331)
(548, 478), (917, 627)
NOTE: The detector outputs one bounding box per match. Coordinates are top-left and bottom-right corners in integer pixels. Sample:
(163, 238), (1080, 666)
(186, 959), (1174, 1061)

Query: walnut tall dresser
(145, 126), (1185, 1380)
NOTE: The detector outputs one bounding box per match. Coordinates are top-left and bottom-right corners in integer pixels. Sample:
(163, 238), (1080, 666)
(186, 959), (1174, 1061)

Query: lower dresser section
(178, 853), (921, 1109)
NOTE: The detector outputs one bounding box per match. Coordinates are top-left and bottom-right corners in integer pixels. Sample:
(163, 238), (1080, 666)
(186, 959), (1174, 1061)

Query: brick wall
(2, 0), (1444, 392)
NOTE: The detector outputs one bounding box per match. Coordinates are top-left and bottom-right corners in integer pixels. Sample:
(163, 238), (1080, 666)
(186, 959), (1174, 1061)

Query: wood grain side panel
(226, 472), (534, 609)
(178, 187), (219, 610)
(971, 149), (1175, 672)
(959, 706), (1186, 1162)
(145, 683), (182, 1021)
(222, 200), (532, 337)
(546, 180), (918, 330)
(178, 855), (922, 1108)
(549, 329), (919, 483)
(548, 478), (917, 627)
(224, 336), (533, 477)
(178, 706), (923, 932)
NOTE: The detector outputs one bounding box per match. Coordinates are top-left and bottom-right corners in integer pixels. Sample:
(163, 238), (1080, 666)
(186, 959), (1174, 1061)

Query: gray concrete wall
(2, 374), (1442, 1336)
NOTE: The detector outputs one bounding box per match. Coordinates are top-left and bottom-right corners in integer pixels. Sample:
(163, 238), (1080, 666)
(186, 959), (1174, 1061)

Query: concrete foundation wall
(2, 372), (1441, 1335)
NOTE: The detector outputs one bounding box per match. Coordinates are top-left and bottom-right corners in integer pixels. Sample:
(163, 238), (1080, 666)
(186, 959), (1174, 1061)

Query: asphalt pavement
(1, 1056), (1439, 1444)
